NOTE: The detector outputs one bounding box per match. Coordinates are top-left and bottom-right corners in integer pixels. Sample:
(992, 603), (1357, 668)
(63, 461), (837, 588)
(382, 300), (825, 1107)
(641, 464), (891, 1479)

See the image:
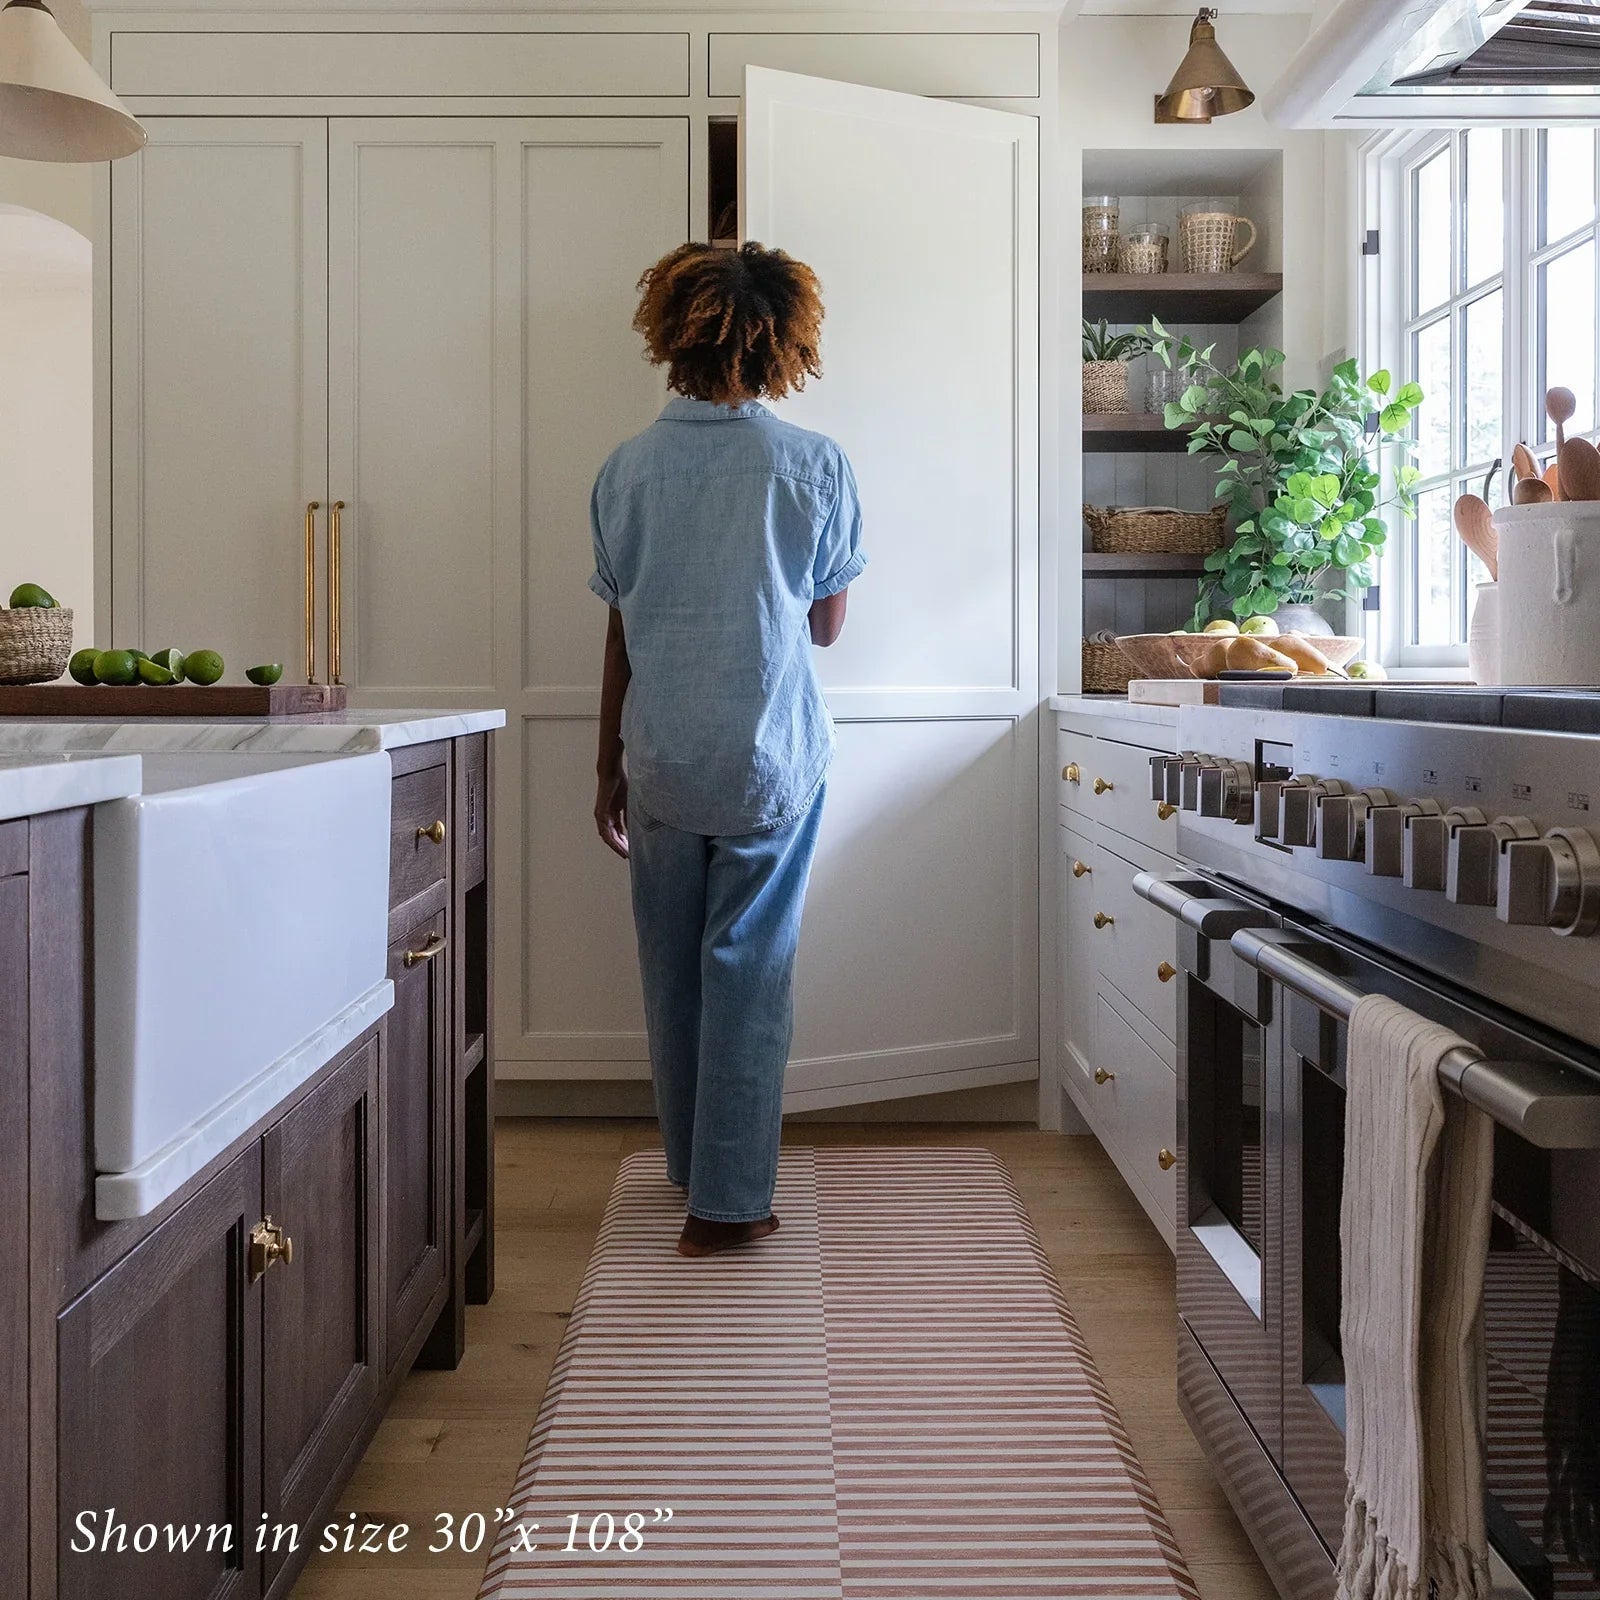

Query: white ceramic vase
(1497, 502), (1600, 686)
(1467, 582), (1499, 686)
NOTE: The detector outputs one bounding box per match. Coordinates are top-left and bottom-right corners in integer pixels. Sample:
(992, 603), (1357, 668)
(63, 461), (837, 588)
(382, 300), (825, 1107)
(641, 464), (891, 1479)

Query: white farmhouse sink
(92, 751), (391, 1205)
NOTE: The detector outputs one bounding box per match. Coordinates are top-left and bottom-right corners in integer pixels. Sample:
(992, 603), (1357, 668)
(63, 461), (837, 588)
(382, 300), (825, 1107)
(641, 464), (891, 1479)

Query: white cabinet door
(742, 67), (1040, 1104)
(110, 118), (328, 669)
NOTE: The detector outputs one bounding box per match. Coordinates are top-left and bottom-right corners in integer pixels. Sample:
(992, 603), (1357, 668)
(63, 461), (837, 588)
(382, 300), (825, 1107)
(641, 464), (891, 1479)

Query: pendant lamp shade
(0, 0), (145, 163)
(1154, 8), (1255, 125)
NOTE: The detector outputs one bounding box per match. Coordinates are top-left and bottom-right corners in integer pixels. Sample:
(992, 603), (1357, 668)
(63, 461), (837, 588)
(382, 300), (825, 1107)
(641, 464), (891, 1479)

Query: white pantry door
(742, 68), (1041, 1105)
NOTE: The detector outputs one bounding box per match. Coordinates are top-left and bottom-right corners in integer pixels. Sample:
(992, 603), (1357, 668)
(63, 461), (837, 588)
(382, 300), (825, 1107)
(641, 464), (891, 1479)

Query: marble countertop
(0, 752), (143, 823)
(1049, 694), (1179, 728)
(0, 707), (506, 756)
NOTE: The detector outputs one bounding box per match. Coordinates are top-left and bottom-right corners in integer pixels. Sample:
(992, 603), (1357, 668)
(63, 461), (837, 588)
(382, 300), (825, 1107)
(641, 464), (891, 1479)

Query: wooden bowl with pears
(1113, 619), (1368, 681)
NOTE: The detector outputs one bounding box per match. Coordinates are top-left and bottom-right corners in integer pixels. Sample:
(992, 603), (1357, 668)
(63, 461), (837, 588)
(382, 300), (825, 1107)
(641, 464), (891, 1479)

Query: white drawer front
(1094, 988), (1178, 1237)
(1057, 822), (1097, 1069)
(709, 32), (1040, 99)
(111, 31), (692, 98)
(1059, 730), (1175, 855)
(1091, 841), (1179, 1043)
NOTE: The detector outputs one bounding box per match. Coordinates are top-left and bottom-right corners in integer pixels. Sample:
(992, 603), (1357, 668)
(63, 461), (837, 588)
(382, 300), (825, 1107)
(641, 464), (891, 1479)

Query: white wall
(0, 216), (93, 648)
(1058, 12), (1350, 684)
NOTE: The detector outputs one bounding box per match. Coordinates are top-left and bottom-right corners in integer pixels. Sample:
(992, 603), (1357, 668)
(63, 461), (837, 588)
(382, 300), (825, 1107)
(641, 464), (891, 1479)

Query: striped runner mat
(479, 1147), (1200, 1599)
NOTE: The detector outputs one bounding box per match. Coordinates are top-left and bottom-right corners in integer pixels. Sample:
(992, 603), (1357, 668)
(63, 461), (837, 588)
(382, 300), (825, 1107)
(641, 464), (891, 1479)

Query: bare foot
(676, 1213), (780, 1257)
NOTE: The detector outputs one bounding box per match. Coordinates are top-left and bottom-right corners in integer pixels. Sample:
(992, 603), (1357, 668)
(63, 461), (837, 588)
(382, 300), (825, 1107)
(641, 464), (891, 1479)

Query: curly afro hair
(633, 241), (824, 405)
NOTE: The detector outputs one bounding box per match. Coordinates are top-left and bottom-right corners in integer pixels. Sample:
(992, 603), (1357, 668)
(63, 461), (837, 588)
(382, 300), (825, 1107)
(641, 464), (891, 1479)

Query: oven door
(1137, 872), (1285, 1457)
(1237, 921), (1600, 1600)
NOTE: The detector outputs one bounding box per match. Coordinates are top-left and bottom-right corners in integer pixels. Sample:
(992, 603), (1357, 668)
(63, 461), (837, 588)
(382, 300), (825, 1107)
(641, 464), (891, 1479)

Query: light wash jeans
(627, 781), (826, 1222)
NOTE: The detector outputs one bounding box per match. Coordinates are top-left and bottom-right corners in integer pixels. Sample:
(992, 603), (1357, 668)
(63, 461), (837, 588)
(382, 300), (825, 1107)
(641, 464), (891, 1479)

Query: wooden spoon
(1559, 435), (1600, 501)
(1546, 460), (1563, 500)
(1548, 387), (1577, 452)
(1513, 475), (1555, 505)
(1452, 493), (1499, 580)
(1513, 442), (1541, 484)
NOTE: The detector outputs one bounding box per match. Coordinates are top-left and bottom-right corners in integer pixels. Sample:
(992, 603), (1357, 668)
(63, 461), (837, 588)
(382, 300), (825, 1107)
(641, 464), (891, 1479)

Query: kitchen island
(0, 709), (503, 1600)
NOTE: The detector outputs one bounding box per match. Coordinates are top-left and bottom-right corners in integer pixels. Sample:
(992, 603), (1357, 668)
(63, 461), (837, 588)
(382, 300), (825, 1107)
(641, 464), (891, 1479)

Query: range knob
(1448, 815), (1537, 906)
(1199, 760), (1254, 823)
(1404, 806), (1485, 893)
(1317, 787), (1393, 862)
(1280, 778), (1350, 849)
(1366, 798), (1443, 877)
(1497, 826), (1600, 935)
(1255, 776), (1308, 843)
(1148, 753), (1186, 803)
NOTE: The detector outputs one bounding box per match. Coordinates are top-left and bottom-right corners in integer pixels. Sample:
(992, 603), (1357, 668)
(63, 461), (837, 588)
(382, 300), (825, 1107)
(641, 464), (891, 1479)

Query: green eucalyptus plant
(1082, 318), (1151, 364)
(1144, 318), (1423, 628)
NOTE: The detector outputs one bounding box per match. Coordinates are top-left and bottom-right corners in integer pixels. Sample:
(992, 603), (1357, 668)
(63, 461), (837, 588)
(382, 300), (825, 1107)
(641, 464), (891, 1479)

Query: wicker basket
(1082, 638), (1138, 694)
(1083, 360), (1129, 415)
(1084, 503), (1227, 555)
(0, 606), (73, 685)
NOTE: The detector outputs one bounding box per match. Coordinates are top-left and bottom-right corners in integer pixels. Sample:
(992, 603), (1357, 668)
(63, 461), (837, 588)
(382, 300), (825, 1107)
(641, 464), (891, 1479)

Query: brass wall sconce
(1155, 8), (1255, 125)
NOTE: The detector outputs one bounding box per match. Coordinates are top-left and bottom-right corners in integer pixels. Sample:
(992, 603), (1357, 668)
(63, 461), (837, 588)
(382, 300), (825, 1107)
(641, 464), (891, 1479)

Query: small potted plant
(1144, 319), (1423, 633)
(1082, 319), (1150, 416)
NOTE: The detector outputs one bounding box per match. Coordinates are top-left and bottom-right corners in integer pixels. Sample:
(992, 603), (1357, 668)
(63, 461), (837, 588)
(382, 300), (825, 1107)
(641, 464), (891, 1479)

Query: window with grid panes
(1366, 127), (1600, 668)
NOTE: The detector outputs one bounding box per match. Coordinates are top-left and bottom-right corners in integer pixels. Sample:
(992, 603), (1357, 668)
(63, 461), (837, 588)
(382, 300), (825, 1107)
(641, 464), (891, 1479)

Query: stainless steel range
(1133, 685), (1600, 1600)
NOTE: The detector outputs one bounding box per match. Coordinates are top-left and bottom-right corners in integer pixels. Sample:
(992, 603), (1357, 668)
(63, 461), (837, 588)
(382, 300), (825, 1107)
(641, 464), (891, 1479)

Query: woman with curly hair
(588, 241), (866, 1257)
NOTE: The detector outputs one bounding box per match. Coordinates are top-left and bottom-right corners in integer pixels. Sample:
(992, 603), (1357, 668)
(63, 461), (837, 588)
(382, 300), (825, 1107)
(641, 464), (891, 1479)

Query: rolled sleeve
(588, 473), (620, 607)
(812, 451), (866, 599)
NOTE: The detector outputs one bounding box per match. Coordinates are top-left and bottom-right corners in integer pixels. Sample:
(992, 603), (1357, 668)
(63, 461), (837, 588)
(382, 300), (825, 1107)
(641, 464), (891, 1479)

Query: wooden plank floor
(292, 1118), (1279, 1600)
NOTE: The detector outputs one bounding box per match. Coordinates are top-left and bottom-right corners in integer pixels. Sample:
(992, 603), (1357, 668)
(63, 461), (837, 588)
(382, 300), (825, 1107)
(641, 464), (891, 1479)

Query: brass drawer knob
(1063, 762), (1081, 784)
(1071, 859), (1090, 878)
(1157, 802), (1178, 821)
(1158, 961), (1177, 983)
(417, 819), (446, 845)
(1158, 1148), (1177, 1171)
(1093, 911), (1114, 929)
(248, 1216), (294, 1282)
(403, 933), (448, 968)
(1093, 1067), (1115, 1085)
(1093, 777), (1114, 795)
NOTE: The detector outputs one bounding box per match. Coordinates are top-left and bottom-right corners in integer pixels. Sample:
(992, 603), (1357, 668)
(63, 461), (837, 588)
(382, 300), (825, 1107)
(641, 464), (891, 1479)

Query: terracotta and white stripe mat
(479, 1147), (1200, 1599)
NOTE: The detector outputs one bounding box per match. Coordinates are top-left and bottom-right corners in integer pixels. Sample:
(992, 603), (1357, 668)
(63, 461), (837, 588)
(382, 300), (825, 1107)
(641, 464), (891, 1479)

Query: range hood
(1264, 0), (1600, 125)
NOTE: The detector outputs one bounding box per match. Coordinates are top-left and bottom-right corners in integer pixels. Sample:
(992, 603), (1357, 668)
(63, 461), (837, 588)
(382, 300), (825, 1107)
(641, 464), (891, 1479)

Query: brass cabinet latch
(248, 1216), (294, 1283)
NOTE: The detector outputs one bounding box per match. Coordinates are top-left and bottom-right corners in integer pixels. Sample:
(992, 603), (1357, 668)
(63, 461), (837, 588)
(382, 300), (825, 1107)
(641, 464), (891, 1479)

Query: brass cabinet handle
(328, 500), (347, 685)
(403, 932), (447, 968)
(1158, 961), (1177, 983)
(1157, 802), (1178, 820)
(248, 1216), (293, 1282)
(1158, 1148), (1177, 1171)
(416, 819), (446, 845)
(1063, 762), (1081, 784)
(303, 501), (321, 684)
(1093, 911), (1114, 929)
(1071, 859), (1090, 878)
(1093, 777), (1114, 795)
(1093, 1067), (1115, 1085)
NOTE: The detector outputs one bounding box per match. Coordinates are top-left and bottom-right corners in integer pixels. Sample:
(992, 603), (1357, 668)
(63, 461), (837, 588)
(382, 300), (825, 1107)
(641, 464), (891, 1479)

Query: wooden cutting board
(0, 683), (348, 717)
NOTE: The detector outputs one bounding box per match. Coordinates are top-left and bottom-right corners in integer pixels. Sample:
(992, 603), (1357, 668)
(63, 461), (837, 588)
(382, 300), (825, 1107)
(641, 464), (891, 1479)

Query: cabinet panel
(110, 119), (327, 672)
(329, 125), (498, 694)
(383, 910), (449, 1372)
(709, 32), (1040, 99)
(1090, 838), (1179, 1043)
(111, 31), (691, 99)
(261, 1042), (379, 1594)
(0, 875), (24, 1600)
(56, 1145), (262, 1600)
(1056, 822), (1095, 1077)
(1094, 988), (1178, 1239)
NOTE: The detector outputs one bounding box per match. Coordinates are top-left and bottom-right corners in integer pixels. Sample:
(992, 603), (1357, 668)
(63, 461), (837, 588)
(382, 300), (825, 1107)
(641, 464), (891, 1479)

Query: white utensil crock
(1467, 581), (1499, 686)
(1496, 502), (1600, 685)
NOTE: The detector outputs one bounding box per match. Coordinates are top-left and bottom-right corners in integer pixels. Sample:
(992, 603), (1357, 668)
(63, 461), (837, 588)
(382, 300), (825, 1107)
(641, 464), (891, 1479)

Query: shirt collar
(660, 396), (772, 423)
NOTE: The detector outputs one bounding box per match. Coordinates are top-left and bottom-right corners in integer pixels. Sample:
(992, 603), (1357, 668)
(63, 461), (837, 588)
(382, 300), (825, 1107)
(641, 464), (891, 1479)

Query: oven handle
(1132, 870), (1274, 940)
(1231, 927), (1600, 1150)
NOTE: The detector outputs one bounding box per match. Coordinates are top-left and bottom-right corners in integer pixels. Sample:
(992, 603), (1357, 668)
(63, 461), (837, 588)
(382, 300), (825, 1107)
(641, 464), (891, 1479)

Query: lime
(150, 647), (186, 681)
(137, 658), (177, 686)
(8, 582), (57, 609)
(127, 648), (150, 663)
(68, 649), (99, 686)
(185, 649), (224, 685)
(93, 649), (138, 687)
(245, 663), (283, 686)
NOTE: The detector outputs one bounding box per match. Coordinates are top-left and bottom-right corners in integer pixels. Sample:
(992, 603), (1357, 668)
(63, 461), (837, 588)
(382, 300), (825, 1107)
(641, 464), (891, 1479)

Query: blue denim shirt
(589, 397), (866, 836)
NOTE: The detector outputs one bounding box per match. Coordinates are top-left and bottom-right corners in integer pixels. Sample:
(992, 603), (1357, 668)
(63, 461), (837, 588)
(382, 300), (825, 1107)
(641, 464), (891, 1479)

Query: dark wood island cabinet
(3, 732), (495, 1600)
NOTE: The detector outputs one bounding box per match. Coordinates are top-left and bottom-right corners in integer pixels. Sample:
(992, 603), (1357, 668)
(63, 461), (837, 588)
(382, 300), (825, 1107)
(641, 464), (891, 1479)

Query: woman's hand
(595, 769), (629, 858)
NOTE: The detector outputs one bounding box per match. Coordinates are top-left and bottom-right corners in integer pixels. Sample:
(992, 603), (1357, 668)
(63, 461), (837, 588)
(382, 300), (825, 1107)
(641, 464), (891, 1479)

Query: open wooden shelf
(1082, 550), (1211, 577)
(1083, 412), (1192, 453)
(1083, 271), (1283, 323)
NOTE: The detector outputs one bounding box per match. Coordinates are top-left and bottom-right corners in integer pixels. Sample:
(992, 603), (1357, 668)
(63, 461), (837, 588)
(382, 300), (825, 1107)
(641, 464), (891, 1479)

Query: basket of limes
(0, 584), (73, 685)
